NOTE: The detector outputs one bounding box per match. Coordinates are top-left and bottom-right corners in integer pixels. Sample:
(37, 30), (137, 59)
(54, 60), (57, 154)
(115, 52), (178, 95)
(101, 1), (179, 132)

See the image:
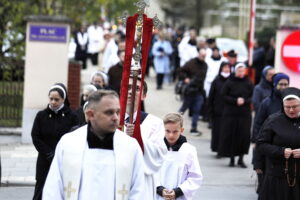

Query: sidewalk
(1, 144), (37, 186)
(1, 69), (256, 199)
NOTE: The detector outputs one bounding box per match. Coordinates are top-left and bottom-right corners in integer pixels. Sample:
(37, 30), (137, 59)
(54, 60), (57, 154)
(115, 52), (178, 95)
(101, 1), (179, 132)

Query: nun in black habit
(257, 87), (300, 200)
(217, 63), (254, 167)
(31, 83), (78, 200)
(207, 62), (231, 153)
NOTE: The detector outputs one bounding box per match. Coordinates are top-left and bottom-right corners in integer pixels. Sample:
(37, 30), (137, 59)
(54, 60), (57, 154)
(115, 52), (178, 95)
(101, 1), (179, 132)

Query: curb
(0, 128), (22, 136)
(1, 178), (35, 187)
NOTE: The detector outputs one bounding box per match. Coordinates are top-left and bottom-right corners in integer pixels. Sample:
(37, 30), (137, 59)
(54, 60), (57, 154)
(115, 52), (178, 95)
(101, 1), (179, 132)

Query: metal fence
(0, 59), (24, 127)
(0, 81), (23, 127)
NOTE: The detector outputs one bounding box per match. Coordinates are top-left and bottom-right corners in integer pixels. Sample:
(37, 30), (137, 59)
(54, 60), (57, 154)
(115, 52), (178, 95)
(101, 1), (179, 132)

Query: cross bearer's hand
(125, 123), (134, 137)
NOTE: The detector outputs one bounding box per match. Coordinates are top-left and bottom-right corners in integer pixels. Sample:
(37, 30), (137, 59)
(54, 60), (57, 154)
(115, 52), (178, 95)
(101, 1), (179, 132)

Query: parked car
(216, 38), (248, 63)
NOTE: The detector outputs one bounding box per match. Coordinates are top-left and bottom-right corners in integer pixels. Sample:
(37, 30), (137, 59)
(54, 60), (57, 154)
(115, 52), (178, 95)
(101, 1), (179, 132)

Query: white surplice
(157, 143), (203, 200)
(125, 113), (168, 200)
(204, 56), (225, 97)
(42, 125), (145, 200)
(178, 36), (198, 67)
(87, 25), (103, 54)
(102, 39), (119, 73)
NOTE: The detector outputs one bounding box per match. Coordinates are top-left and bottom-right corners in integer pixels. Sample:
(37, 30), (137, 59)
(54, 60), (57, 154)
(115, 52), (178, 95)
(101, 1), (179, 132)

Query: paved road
(0, 69), (258, 199)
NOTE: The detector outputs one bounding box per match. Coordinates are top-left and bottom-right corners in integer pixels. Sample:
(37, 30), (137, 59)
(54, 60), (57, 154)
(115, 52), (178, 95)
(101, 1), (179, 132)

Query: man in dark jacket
(178, 48), (207, 135)
(108, 50), (125, 95)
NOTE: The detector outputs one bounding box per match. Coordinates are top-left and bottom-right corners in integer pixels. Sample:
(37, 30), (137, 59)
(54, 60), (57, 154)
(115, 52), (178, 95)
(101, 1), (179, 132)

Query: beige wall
(23, 22), (70, 109)
(22, 21), (70, 143)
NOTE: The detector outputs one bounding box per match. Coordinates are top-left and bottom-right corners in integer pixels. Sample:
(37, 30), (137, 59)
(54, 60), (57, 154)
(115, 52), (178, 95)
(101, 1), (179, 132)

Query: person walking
(252, 66), (275, 113)
(74, 25), (88, 69)
(178, 48), (207, 136)
(217, 63), (254, 167)
(152, 31), (173, 90)
(252, 72), (290, 193)
(257, 87), (300, 200)
(208, 62), (231, 154)
(31, 83), (78, 200)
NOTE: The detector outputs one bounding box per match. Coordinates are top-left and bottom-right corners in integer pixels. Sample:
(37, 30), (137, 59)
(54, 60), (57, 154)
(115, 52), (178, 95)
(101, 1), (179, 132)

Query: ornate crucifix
(118, 0), (162, 152)
(120, 0), (162, 124)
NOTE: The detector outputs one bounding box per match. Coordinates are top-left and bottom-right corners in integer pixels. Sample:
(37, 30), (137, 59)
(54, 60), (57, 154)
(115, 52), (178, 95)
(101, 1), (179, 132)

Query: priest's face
(165, 122), (184, 146)
(89, 95), (120, 134)
(283, 99), (300, 119)
(127, 79), (146, 113)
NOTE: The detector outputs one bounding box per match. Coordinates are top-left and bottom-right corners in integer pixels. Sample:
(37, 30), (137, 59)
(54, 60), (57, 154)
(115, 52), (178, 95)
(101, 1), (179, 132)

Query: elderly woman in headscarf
(90, 71), (109, 90)
(252, 65), (275, 113)
(257, 87), (300, 200)
(217, 63), (254, 167)
(75, 84), (97, 125)
(31, 83), (78, 200)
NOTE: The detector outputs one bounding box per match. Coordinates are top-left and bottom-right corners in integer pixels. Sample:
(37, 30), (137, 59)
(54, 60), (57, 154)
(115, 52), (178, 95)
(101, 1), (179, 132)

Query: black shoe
(229, 158), (235, 167)
(190, 129), (202, 136)
(237, 160), (247, 168)
(216, 154), (222, 159)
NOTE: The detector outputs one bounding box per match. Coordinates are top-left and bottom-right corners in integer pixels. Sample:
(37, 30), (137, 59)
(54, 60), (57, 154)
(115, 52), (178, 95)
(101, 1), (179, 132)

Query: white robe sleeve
(178, 146), (203, 199)
(129, 143), (145, 200)
(42, 141), (64, 200)
(142, 115), (168, 175)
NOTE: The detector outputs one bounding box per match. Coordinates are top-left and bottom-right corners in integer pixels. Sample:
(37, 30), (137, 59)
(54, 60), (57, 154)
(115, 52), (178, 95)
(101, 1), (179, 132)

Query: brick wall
(68, 60), (81, 110)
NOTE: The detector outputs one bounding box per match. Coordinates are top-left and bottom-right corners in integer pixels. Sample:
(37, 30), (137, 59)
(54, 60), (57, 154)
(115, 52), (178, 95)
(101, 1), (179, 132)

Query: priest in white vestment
(87, 23), (104, 66)
(43, 90), (145, 200)
(156, 113), (203, 200)
(125, 77), (168, 200)
(102, 31), (119, 73)
(204, 47), (225, 97)
(178, 29), (198, 67)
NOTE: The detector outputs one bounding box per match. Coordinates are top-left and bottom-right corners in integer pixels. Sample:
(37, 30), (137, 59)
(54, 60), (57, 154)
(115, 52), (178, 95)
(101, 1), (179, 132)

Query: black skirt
(258, 175), (300, 200)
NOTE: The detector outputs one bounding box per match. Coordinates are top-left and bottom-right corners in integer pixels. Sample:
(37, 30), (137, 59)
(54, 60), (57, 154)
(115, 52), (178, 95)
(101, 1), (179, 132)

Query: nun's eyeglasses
(284, 104), (300, 110)
(278, 83), (289, 86)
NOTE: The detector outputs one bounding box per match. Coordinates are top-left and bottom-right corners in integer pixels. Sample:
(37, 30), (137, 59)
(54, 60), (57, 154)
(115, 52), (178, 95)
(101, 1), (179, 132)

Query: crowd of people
(29, 21), (300, 200)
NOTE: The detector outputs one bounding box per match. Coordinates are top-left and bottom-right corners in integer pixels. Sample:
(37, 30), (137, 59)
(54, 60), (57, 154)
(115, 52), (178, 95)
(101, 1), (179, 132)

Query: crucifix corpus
(118, 0), (162, 152)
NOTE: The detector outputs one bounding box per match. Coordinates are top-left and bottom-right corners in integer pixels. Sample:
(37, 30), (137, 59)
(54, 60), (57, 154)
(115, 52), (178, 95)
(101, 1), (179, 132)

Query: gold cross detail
(64, 182), (76, 199)
(118, 184), (128, 200)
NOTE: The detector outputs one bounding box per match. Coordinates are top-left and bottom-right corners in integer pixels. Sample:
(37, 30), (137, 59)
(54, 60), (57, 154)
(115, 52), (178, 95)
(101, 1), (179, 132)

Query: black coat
(252, 89), (282, 170)
(208, 74), (229, 152)
(252, 89), (282, 142)
(252, 78), (273, 113)
(108, 62), (123, 95)
(74, 31), (88, 60)
(217, 75), (254, 157)
(257, 113), (300, 200)
(31, 105), (78, 199)
(179, 58), (207, 96)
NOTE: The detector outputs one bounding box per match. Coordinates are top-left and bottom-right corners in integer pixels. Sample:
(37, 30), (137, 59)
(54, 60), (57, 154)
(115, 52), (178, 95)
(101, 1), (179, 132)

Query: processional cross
(118, 0), (162, 152)
(64, 181), (76, 199)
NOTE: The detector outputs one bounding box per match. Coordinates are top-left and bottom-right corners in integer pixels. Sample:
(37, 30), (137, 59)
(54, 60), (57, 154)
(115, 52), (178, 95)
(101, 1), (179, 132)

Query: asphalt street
(0, 69), (258, 200)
